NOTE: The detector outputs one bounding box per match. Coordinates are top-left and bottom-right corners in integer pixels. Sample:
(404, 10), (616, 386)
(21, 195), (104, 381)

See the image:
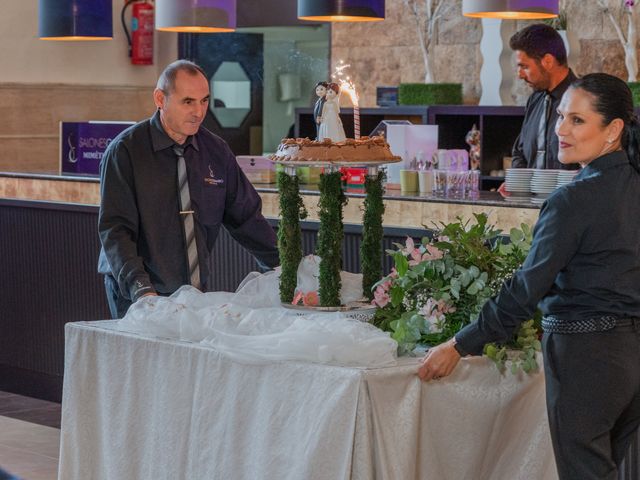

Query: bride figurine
(317, 83), (346, 142)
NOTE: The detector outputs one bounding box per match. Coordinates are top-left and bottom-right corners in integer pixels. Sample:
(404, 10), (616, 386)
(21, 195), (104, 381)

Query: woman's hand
(417, 338), (461, 381)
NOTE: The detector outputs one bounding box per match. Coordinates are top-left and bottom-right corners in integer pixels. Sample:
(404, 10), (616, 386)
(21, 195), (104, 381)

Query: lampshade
(462, 0), (558, 19)
(39, 0), (113, 41)
(298, 0), (385, 22)
(156, 0), (236, 32)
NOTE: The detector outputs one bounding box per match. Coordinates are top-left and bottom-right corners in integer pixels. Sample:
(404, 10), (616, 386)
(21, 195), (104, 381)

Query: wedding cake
(270, 135), (399, 163)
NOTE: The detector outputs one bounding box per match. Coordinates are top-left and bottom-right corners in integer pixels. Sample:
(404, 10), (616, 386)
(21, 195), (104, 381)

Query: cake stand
(281, 301), (378, 322)
(272, 157), (401, 309)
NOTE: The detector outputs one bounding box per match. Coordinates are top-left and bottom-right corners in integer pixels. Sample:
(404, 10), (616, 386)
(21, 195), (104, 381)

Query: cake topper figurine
(465, 124), (481, 170)
(318, 83), (346, 143)
(313, 81), (328, 140)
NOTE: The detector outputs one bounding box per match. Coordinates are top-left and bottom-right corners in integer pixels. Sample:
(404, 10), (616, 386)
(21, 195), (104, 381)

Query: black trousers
(543, 320), (640, 480)
(104, 275), (133, 319)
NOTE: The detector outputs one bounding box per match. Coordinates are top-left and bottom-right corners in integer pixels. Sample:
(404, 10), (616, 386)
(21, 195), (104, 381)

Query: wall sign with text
(60, 121), (135, 177)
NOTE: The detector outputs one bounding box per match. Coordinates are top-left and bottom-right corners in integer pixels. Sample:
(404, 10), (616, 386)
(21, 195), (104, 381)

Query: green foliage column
(361, 170), (385, 300)
(317, 170), (347, 306)
(277, 170), (307, 303)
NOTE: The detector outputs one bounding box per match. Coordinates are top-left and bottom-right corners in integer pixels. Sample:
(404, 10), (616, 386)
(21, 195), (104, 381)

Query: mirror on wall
(210, 61), (251, 128)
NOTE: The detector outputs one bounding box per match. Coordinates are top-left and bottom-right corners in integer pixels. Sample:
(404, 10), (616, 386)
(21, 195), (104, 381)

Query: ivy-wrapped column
(277, 167), (306, 303)
(361, 168), (385, 300)
(317, 169), (347, 307)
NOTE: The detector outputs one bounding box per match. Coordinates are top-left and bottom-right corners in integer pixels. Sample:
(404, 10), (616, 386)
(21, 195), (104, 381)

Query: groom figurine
(313, 81), (328, 140)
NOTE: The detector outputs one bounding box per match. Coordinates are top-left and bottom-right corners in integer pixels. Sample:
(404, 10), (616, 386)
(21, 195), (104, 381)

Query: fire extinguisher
(122, 1), (154, 65)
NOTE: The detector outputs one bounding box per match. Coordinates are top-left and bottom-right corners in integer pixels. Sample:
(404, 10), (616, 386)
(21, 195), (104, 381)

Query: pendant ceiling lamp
(156, 0), (236, 32)
(39, 0), (113, 41)
(462, 0), (558, 19)
(298, 0), (385, 22)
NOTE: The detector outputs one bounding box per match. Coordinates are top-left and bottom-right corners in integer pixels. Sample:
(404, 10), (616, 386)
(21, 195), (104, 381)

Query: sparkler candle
(333, 61), (361, 139)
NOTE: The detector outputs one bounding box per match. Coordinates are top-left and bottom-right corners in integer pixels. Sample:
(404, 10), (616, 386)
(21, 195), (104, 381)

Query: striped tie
(173, 146), (201, 290)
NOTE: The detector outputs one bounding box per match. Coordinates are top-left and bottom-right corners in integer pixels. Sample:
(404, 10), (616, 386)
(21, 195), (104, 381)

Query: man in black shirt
(98, 60), (279, 319)
(510, 24), (578, 170)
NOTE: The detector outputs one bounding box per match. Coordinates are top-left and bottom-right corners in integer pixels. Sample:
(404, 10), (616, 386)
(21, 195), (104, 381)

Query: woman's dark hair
(327, 82), (340, 94)
(571, 73), (640, 173)
(509, 23), (567, 67)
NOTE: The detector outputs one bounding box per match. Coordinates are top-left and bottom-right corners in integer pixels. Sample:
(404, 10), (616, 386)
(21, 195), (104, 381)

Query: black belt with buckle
(542, 315), (639, 334)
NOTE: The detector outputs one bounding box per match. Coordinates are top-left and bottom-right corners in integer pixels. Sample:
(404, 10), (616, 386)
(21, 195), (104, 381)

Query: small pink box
(236, 156), (275, 184)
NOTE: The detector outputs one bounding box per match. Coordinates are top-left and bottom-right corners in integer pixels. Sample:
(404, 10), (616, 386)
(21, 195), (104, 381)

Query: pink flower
(408, 248), (423, 266)
(292, 291), (304, 305)
(372, 280), (393, 307)
(303, 291), (319, 307)
(437, 299), (456, 314)
(418, 297), (456, 333)
(403, 237), (415, 254)
(421, 244), (443, 261)
(372, 286), (391, 308)
(390, 267), (399, 279)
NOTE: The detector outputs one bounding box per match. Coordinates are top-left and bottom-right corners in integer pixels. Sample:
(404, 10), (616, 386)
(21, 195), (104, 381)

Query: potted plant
(399, 0), (463, 105)
(372, 213), (541, 374)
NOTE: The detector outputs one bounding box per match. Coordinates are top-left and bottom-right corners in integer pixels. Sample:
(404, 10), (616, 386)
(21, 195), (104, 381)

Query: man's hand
(417, 338), (462, 381)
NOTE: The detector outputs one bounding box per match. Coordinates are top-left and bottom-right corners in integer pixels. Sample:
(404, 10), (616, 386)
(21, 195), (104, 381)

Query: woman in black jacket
(419, 73), (640, 480)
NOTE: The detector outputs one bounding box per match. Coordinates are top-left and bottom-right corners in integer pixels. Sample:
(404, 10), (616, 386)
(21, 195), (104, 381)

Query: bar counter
(0, 172), (540, 231)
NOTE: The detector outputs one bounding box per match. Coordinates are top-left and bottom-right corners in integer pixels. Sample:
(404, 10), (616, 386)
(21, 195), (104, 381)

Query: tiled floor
(0, 392), (60, 480)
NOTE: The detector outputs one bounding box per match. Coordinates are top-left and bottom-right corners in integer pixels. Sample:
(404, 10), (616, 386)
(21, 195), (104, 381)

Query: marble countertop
(0, 172), (541, 210)
(0, 173), (542, 231)
(255, 183), (539, 209)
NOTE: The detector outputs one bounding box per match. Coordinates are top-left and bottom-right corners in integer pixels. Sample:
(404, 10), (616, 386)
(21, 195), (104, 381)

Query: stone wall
(331, 0), (637, 107)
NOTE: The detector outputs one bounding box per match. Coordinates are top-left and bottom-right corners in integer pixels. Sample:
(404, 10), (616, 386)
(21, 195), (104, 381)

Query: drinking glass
(432, 169), (447, 196)
(446, 171), (467, 198)
(466, 170), (480, 198)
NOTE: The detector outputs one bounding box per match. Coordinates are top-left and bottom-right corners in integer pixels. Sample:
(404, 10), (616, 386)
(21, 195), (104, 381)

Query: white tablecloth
(58, 321), (557, 480)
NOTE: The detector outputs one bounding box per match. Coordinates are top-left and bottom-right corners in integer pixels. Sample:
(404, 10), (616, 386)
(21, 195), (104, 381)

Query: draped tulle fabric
(118, 270), (397, 368)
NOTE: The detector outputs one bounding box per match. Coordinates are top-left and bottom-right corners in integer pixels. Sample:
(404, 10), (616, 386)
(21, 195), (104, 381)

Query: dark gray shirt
(512, 70), (579, 170)
(98, 110), (279, 301)
(457, 150), (640, 355)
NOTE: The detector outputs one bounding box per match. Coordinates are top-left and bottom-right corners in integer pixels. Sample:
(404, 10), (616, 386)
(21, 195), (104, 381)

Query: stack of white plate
(530, 170), (558, 198)
(556, 170), (579, 188)
(504, 168), (534, 196)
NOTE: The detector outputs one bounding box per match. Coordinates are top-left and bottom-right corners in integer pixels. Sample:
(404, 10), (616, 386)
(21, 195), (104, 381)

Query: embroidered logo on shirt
(204, 163), (224, 186)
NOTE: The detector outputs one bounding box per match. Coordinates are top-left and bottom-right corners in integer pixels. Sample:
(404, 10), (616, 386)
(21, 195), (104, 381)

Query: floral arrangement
(372, 213), (542, 374)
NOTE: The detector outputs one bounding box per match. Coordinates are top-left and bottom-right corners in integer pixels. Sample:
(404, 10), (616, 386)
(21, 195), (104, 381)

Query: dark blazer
(313, 97), (325, 139)
(511, 69), (579, 170)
